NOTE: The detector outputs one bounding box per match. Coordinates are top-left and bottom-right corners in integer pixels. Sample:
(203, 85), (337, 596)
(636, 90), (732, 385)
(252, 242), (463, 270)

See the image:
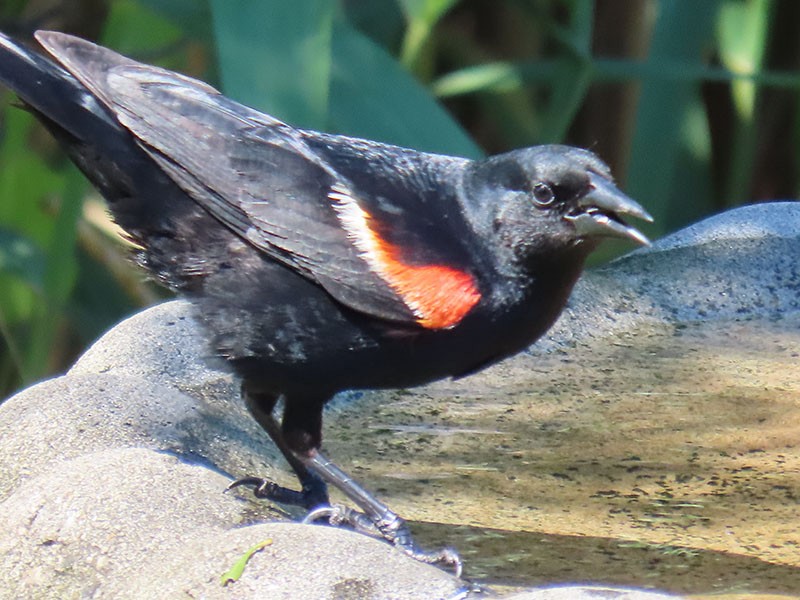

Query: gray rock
(542, 201), (800, 349)
(643, 201), (800, 251)
(129, 523), (464, 600)
(69, 298), (235, 397)
(1, 448), (241, 598)
(0, 315), (469, 598)
(0, 448), (464, 599)
(0, 372), (283, 502)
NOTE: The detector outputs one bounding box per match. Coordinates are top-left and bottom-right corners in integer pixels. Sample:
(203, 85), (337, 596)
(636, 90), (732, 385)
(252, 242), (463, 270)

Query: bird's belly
(198, 293), (566, 397)
(193, 254), (580, 396)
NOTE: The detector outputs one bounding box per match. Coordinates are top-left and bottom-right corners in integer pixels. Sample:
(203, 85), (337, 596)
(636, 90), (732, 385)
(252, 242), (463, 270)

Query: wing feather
(37, 32), (483, 327)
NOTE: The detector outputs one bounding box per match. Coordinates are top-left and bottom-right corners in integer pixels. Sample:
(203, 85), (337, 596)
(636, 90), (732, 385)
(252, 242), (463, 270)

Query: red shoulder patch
(372, 238), (481, 329)
(331, 184), (481, 329)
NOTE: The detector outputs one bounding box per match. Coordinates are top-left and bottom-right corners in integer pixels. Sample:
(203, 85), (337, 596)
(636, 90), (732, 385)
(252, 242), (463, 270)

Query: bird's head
(462, 145), (651, 269)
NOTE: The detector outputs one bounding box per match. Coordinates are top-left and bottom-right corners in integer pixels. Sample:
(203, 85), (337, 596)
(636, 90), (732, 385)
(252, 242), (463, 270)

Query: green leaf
(398, 0), (460, 69)
(0, 109), (65, 246)
(220, 539), (273, 585)
(398, 0), (459, 22)
(625, 0), (721, 233)
(718, 0), (771, 118)
(101, 0), (183, 57)
(0, 228), (45, 290)
(329, 21), (481, 158)
(435, 57), (800, 97)
(210, 0), (335, 130)
(538, 3), (595, 143)
(23, 167), (85, 382)
(345, 0), (406, 51)
(208, 2), (478, 157)
(136, 0), (214, 41)
(432, 61), (560, 97)
(716, 0), (773, 206)
(42, 168), (84, 305)
(67, 247), (141, 345)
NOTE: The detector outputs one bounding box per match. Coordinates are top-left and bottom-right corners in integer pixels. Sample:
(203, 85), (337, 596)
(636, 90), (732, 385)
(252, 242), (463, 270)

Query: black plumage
(0, 31), (651, 572)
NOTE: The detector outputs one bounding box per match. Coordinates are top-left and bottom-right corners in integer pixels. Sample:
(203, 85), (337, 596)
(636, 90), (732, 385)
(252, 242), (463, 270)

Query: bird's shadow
(411, 521), (800, 596)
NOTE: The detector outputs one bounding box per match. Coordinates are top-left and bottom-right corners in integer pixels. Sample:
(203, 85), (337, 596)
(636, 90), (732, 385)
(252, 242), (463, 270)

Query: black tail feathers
(0, 31), (218, 289)
(0, 32), (121, 143)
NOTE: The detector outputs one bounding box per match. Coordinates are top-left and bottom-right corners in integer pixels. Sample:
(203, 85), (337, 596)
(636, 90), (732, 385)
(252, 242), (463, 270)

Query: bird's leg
(281, 396), (461, 572)
(231, 391), (382, 536)
(232, 388), (461, 574)
(227, 389), (329, 510)
(300, 449), (462, 576)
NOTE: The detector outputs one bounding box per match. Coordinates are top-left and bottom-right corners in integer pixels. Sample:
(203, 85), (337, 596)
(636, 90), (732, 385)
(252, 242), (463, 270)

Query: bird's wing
(36, 31), (482, 329)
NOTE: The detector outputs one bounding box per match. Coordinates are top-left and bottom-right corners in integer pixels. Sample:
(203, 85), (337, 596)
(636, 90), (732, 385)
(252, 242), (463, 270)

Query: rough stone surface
(0, 372), (283, 502)
(2, 202), (798, 598)
(0, 447), (463, 599)
(69, 298), (238, 399)
(126, 523), (463, 600)
(542, 201), (800, 349)
(1, 449), (241, 597)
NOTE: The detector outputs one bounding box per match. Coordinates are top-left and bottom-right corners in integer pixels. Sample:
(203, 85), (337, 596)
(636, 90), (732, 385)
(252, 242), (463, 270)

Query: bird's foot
(227, 461), (462, 576)
(303, 504), (462, 577)
(303, 503), (380, 535)
(226, 476), (328, 510)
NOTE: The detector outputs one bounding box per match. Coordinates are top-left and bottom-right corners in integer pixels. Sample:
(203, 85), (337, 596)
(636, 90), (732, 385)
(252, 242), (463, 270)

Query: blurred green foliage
(0, 0), (798, 397)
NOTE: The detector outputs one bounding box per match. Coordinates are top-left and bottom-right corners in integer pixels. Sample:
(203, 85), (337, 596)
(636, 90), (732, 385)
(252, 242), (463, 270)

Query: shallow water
(324, 315), (800, 598)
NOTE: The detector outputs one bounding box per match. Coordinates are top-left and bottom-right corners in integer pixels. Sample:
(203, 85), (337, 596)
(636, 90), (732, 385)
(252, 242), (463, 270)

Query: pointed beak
(565, 172), (653, 246)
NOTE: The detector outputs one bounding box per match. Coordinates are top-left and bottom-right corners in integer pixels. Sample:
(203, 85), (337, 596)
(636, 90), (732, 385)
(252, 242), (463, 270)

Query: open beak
(565, 173), (653, 246)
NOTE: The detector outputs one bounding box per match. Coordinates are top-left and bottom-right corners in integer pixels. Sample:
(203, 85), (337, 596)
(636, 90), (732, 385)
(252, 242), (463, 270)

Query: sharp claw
(302, 505), (336, 524)
(225, 476), (265, 491)
(302, 504), (380, 536)
(226, 476), (320, 506)
(226, 476), (280, 499)
(302, 504), (462, 577)
(396, 541), (462, 577)
(230, 467), (462, 576)
(442, 548), (463, 579)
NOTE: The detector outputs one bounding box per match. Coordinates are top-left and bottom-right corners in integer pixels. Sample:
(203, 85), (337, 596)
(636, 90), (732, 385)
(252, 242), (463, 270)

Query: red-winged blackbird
(0, 31), (651, 573)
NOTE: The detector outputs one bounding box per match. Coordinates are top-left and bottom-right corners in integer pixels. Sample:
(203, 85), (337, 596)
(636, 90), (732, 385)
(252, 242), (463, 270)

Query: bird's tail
(0, 32), (121, 147)
(0, 31), (213, 289)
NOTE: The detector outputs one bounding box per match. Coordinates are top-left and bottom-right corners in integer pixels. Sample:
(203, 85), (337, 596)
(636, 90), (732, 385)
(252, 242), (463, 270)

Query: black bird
(0, 31), (651, 573)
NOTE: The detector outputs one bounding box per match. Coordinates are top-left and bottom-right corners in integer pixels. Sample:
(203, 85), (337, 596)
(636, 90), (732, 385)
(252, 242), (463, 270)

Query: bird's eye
(532, 182), (555, 207)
